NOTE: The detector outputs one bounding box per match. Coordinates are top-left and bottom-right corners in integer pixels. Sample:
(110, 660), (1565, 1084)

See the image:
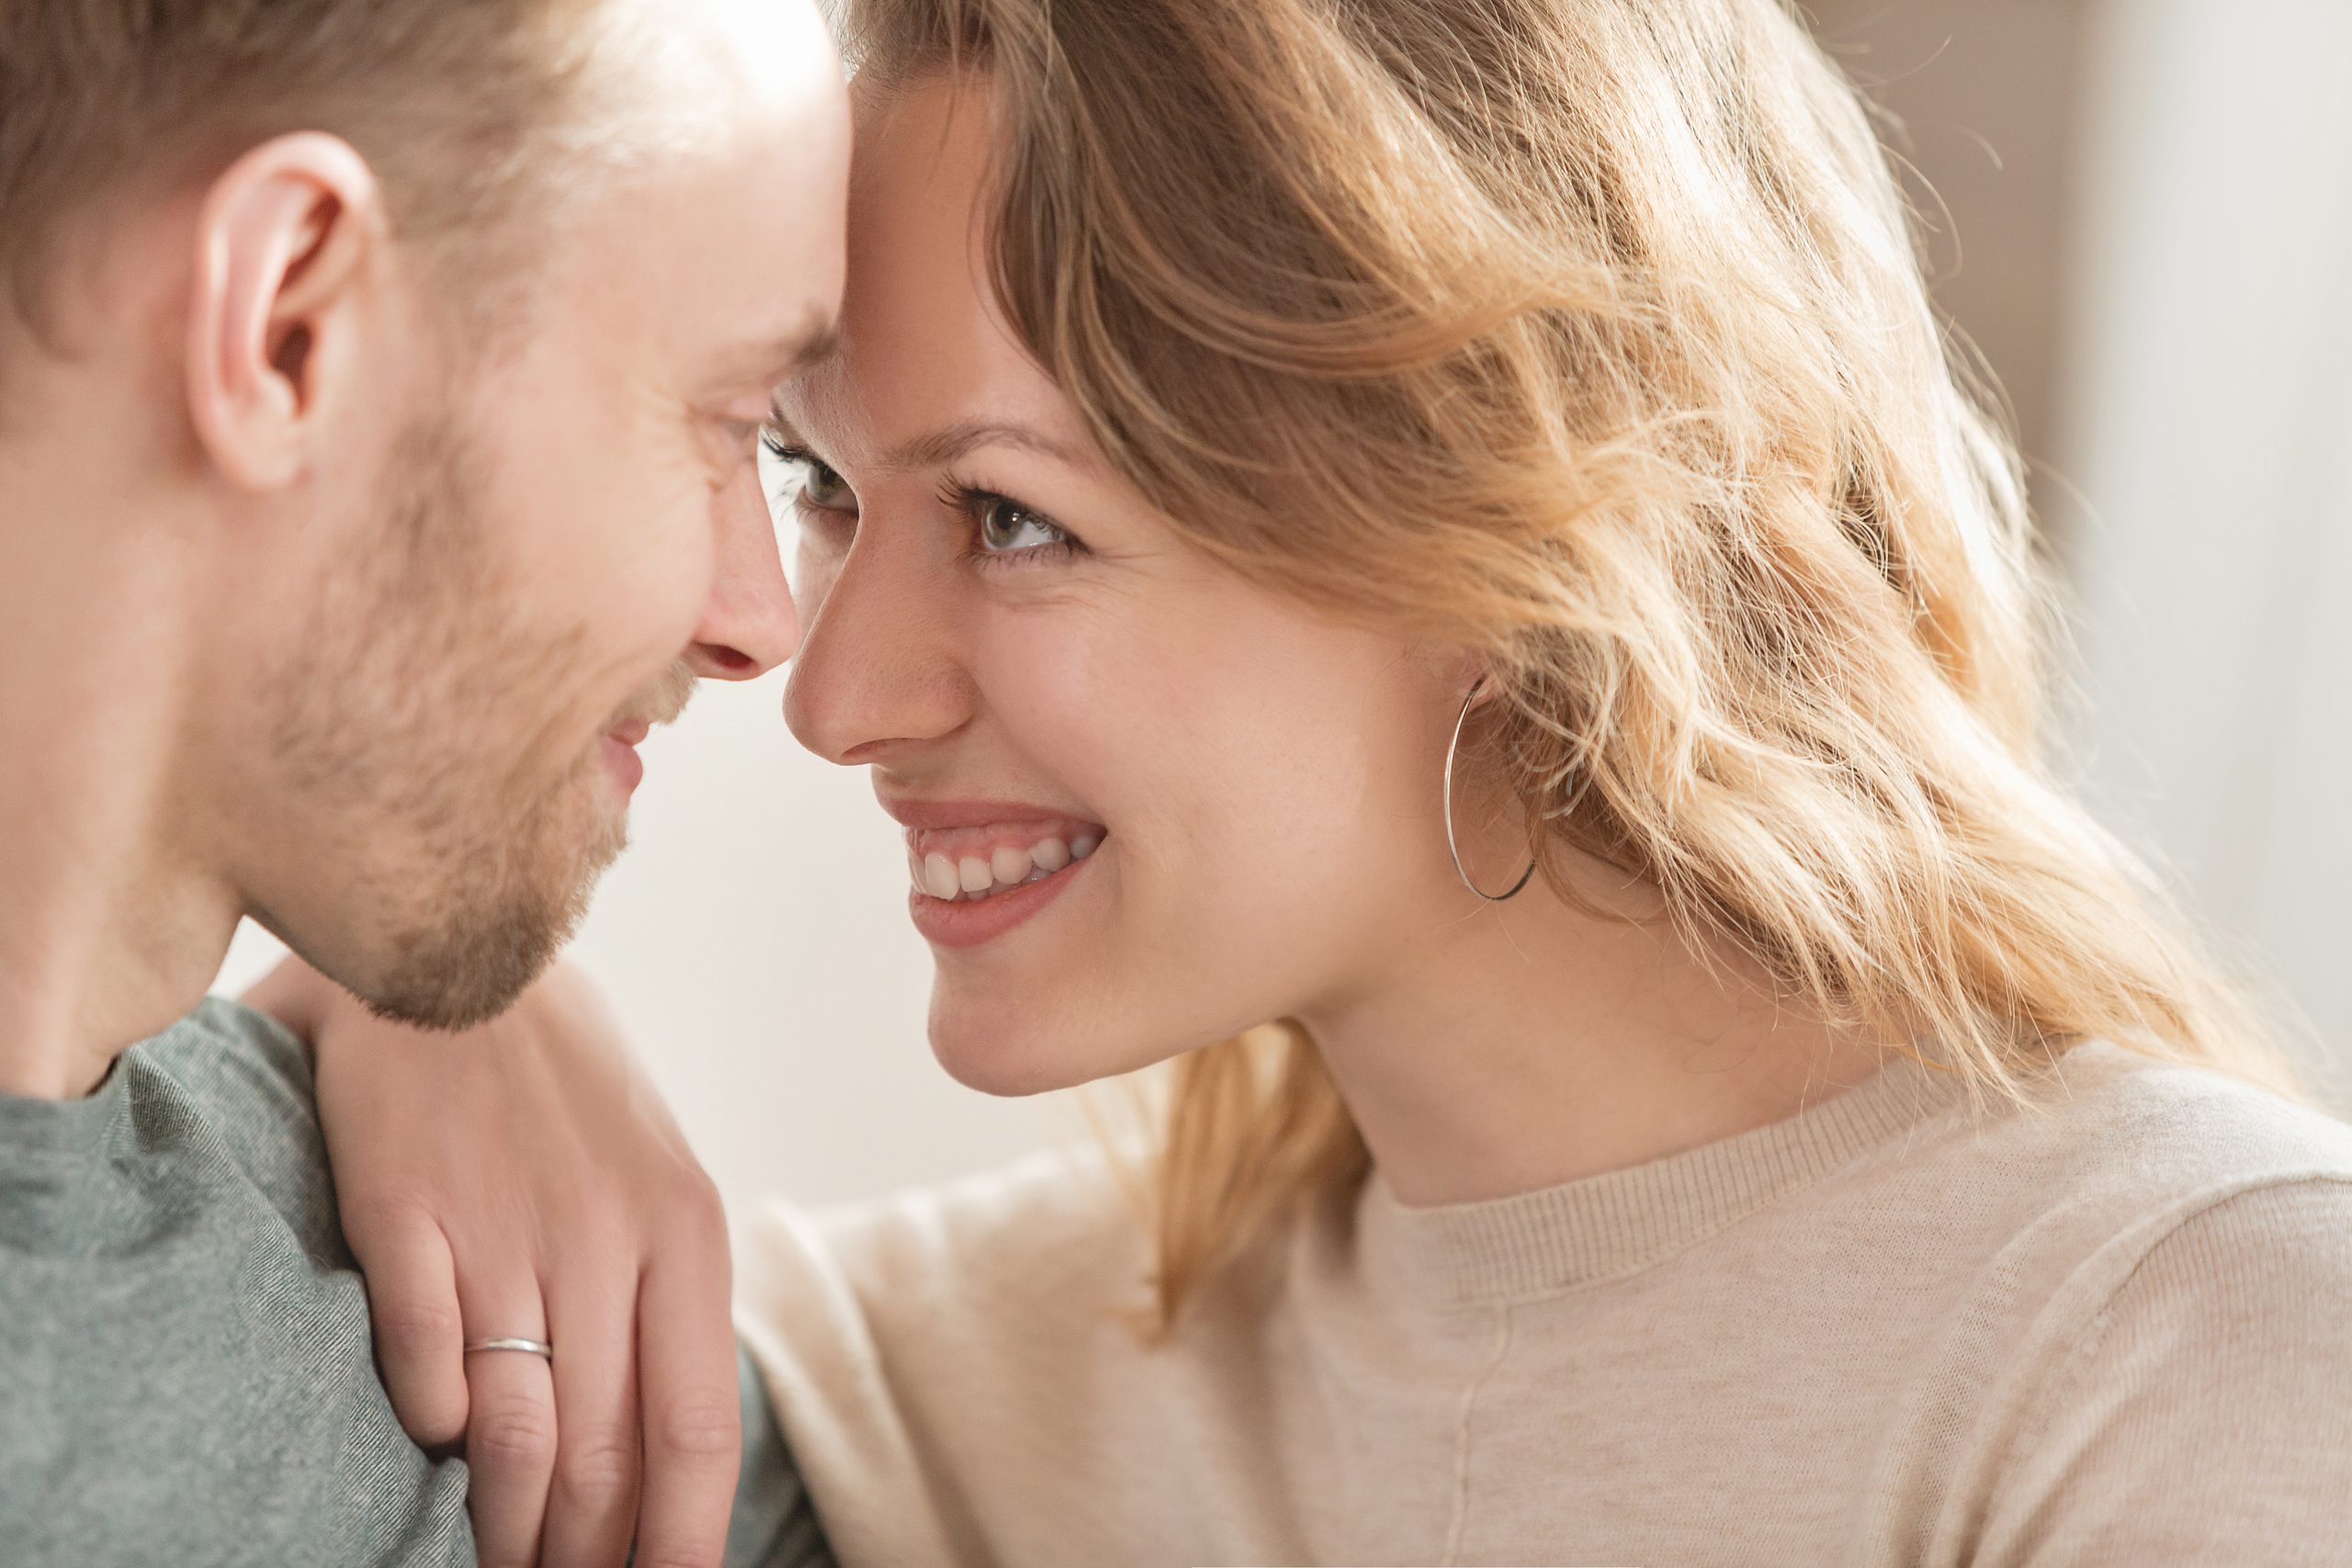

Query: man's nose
(685, 465), (800, 681)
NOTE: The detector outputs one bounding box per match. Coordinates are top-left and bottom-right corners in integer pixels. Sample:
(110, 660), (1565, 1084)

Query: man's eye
(758, 433), (854, 512)
(799, 460), (853, 511)
(975, 494), (1067, 554)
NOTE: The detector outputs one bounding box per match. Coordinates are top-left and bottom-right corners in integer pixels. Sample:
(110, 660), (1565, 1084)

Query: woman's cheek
(980, 606), (1159, 763)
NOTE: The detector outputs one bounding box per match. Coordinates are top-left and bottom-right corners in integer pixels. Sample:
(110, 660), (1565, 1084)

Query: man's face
(240, 0), (850, 1027)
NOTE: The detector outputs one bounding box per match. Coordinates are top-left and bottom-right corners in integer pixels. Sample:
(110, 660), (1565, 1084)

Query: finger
(533, 1274), (642, 1568)
(345, 1206), (470, 1450)
(628, 1206), (742, 1568)
(458, 1291), (559, 1568)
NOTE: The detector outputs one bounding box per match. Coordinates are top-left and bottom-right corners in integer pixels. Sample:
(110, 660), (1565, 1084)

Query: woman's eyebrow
(876, 418), (1091, 472)
(761, 412), (1097, 476)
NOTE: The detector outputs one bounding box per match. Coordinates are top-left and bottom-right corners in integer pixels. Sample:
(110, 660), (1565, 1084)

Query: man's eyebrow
(741, 311), (842, 385)
(783, 320), (842, 374)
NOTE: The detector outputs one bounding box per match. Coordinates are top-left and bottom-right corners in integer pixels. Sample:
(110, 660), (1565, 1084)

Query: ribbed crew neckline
(1356, 1049), (1973, 1309)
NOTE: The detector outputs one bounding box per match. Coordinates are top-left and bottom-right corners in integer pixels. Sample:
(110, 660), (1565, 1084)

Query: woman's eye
(975, 494), (1068, 554)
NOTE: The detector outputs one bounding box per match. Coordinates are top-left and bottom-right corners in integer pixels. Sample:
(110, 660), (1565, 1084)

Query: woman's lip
(908, 848), (1091, 949)
(878, 794), (1105, 834)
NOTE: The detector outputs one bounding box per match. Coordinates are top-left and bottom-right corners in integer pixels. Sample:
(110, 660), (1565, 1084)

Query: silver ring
(463, 1337), (554, 1360)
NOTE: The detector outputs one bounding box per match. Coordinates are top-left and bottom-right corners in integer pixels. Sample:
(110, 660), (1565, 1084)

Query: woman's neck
(1297, 851), (1894, 1208)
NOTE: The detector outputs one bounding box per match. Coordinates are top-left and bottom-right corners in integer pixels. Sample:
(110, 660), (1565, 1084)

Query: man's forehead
(596, 0), (844, 134)
(727, 309), (842, 385)
(670, 0), (842, 106)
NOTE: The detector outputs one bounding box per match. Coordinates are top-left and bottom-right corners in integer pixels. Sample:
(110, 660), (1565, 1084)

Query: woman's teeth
(911, 833), (1099, 902)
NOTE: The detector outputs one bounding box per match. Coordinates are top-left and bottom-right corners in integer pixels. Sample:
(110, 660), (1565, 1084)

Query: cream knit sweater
(738, 1042), (2352, 1566)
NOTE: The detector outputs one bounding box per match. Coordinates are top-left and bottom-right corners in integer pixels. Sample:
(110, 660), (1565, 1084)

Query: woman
(306, 0), (2352, 1562)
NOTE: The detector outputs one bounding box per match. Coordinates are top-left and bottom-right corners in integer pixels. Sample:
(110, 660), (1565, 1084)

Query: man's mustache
(614, 660), (698, 734)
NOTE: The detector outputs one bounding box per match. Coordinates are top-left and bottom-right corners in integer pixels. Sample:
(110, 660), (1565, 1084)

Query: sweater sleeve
(1978, 1177), (2352, 1565)
(731, 1150), (1166, 1568)
(733, 1198), (981, 1568)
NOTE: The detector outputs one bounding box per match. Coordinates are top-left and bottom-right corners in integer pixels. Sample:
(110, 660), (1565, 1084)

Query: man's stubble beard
(266, 412), (662, 1032)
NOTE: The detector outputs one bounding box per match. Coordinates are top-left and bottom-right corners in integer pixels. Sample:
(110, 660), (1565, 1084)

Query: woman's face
(772, 76), (1497, 1093)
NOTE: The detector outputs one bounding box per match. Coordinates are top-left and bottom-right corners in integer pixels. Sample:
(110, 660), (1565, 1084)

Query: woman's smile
(882, 794), (1107, 948)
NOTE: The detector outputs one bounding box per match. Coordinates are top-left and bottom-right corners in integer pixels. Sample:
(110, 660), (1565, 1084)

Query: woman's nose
(685, 465), (801, 681)
(784, 523), (977, 765)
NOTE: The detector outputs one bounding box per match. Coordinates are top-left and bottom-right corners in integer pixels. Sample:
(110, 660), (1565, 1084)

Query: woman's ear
(1418, 647), (1492, 713)
(183, 132), (386, 491)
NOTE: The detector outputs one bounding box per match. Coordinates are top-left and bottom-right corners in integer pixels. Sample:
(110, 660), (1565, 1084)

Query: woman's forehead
(775, 301), (1091, 490)
(785, 92), (1092, 471)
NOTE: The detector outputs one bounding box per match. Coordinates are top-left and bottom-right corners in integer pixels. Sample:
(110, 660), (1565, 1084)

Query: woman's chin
(925, 998), (1076, 1098)
(924, 995), (1158, 1099)
(927, 1030), (1075, 1098)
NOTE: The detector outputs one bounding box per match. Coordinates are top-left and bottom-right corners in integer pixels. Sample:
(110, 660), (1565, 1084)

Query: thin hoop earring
(1443, 677), (1537, 902)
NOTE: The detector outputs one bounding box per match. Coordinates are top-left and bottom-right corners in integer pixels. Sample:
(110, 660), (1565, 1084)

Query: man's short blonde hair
(0, 0), (610, 344)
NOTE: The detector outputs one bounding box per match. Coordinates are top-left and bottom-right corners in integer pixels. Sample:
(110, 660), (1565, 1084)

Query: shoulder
(131, 996), (319, 1133)
(1756, 1043), (2352, 1416)
(2069, 1041), (2352, 1250)
(1998, 1043), (2352, 1347)
(1954, 1055), (2352, 1562)
(125, 997), (343, 1256)
(1, 1001), (469, 1562)
(2009, 1039), (2352, 1175)
(1883, 1042), (2352, 1266)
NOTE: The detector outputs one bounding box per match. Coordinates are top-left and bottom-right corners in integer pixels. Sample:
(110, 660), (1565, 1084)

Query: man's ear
(185, 132), (386, 491)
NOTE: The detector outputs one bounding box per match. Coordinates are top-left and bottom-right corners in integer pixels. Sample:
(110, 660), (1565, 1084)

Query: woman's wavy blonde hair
(840, 0), (2314, 1327)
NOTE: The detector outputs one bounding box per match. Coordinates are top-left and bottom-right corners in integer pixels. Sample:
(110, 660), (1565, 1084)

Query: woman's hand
(247, 956), (741, 1568)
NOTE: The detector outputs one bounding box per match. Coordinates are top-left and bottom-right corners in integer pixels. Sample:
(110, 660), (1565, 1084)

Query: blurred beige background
(215, 0), (2352, 1206)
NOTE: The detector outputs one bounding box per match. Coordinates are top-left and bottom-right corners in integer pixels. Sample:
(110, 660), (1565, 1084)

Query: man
(0, 0), (847, 1562)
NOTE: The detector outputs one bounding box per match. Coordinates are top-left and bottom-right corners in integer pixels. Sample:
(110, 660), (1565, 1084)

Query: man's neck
(0, 476), (244, 1100)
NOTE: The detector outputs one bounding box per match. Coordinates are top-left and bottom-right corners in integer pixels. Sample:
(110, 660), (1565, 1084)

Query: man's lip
(877, 795), (1103, 832)
(602, 734), (645, 793)
(607, 719), (653, 748)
